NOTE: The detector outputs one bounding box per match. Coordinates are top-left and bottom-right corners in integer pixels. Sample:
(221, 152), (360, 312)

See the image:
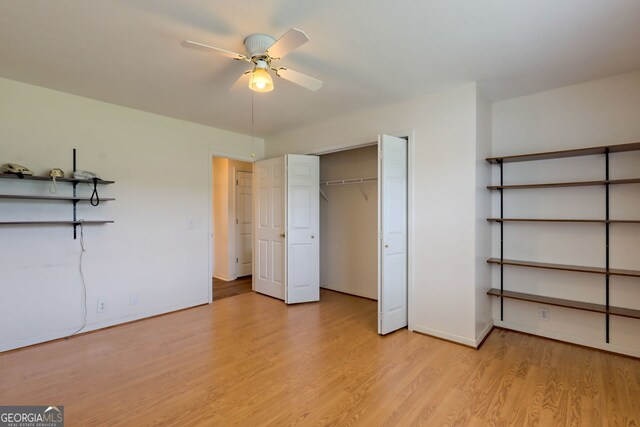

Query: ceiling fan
(182, 28), (323, 93)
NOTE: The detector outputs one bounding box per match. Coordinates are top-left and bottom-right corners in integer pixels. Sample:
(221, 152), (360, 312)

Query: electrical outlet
(129, 293), (139, 306)
(97, 299), (108, 313)
(539, 307), (550, 321)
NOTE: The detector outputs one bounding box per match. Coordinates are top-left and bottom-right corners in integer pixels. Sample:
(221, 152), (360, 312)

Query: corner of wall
(475, 86), (493, 340)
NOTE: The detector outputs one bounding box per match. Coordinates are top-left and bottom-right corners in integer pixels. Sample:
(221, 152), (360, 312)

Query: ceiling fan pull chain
(251, 90), (256, 158)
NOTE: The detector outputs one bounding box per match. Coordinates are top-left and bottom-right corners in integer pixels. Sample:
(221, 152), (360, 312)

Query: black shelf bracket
(605, 149), (610, 343)
(499, 159), (504, 321)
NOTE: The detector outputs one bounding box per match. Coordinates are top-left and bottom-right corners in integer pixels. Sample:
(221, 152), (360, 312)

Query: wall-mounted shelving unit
(0, 194), (115, 202)
(0, 149), (115, 238)
(488, 218), (640, 224)
(0, 220), (114, 226)
(486, 141), (640, 343)
(488, 178), (640, 190)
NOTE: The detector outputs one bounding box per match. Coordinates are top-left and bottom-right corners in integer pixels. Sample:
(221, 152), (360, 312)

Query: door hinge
(379, 231), (383, 240)
(236, 257), (238, 263)
(236, 179), (239, 185)
(379, 150), (383, 159)
(236, 218), (238, 224)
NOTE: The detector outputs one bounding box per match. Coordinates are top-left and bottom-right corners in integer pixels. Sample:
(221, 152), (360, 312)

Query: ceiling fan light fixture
(248, 66), (273, 93)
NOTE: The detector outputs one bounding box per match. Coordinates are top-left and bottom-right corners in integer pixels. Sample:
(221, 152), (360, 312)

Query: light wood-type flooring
(212, 275), (253, 301)
(1, 290), (639, 426)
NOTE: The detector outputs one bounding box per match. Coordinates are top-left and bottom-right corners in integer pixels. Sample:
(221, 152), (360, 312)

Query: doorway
(211, 156), (254, 301)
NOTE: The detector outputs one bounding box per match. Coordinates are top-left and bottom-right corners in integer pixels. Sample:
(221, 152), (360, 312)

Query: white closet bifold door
(378, 134), (408, 334)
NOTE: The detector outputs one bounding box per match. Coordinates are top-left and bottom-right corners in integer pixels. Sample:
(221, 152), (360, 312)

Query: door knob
(385, 244), (389, 248)
(311, 235), (315, 239)
(280, 233), (285, 238)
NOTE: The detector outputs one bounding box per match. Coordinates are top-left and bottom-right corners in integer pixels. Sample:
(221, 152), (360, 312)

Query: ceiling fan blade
(267, 28), (309, 59)
(230, 71), (252, 91)
(181, 40), (247, 61)
(276, 68), (323, 91)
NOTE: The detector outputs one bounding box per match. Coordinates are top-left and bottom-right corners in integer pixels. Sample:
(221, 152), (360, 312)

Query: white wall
(475, 90), (493, 343)
(319, 146), (378, 299)
(491, 71), (640, 357)
(0, 77), (264, 352)
(212, 157), (252, 281)
(267, 83), (491, 347)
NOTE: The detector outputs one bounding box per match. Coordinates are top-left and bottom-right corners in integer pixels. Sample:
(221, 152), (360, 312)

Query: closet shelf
(487, 289), (640, 319)
(487, 178), (640, 190)
(487, 218), (640, 224)
(0, 173), (114, 185)
(486, 142), (640, 164)
(0, 220), (114, 225)
(487, 258), (640, 278)
(0, 194), (115, 202)
(320, 177), (377, 186)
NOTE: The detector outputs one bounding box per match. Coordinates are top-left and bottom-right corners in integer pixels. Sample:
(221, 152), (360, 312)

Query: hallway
(213, 276), (252, 301)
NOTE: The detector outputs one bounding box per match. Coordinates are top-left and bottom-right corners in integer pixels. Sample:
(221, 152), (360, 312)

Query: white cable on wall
(49, 176), (58, 194)
(66, 220), (88, 339)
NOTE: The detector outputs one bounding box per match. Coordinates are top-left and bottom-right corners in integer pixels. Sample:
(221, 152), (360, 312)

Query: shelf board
(487, 258), (640, 278)
(0, 173), (114, 185)
(0, 221), (114, 225)
(0, 194), (115, 202)
(487, 218), (640, 224)
(487, 289), (640, 319)
(486, 142), (640, 164)
(487, 178), (640, 190)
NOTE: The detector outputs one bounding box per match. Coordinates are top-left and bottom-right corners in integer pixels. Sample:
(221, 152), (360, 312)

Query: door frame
(302, 129), (415, 332)
(208, 151), (256, 304)
(234, 168), (253, 278)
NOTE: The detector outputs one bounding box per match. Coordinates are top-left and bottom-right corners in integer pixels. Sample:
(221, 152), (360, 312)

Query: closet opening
(317, 134), (409, 335)
(319, 145), (379, 300)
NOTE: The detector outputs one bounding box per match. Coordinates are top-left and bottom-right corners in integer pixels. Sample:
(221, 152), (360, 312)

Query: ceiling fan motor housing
(244, 34), (276, 59)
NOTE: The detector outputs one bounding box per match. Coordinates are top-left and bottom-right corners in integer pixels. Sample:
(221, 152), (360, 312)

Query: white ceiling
(0, 0), (639, 136)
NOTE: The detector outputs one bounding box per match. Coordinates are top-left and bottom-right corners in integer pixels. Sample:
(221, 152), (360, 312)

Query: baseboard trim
(321, 286), (377, 301)
(213, 274), (234, 282)
(494, 320), (640, 359)
(320, 285), (377, 301)
(412, 324), (478, 348)
(0, 298), (209, 354)
(475, 322), (495, 349)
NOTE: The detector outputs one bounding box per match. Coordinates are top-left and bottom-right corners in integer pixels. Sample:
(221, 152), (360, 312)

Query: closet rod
(319, 177), (377, 186)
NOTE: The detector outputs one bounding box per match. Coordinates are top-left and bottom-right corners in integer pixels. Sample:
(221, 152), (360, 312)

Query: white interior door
(254, 157), (285, 300)
(285, 154), (320, 304)
(235, 170), (253, 277)
(378, 134), (408, 334)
